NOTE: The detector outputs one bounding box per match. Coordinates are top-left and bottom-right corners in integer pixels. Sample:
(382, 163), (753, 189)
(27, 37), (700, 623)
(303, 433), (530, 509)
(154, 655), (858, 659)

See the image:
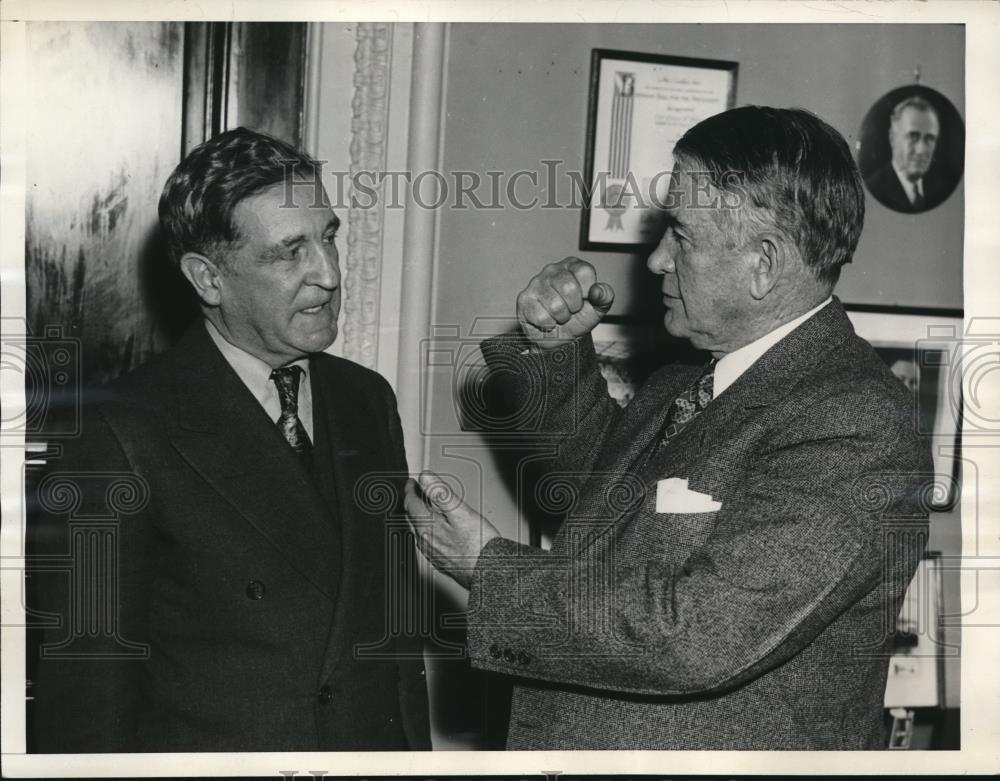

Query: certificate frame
(579, 48), (738, 252)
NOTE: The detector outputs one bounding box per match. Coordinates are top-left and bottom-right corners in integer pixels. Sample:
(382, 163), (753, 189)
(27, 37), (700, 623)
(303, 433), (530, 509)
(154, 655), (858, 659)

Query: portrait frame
(857, 83), (965, 216)
(846, 311), (963, 510)
(579, 48), (738, 253)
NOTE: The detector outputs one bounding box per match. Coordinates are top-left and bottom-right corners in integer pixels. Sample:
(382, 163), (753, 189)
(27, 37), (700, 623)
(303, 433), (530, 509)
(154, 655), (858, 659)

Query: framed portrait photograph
(847, 311), (962, 510)
(857, 84), (965, 216)
(579, 49), (738, 252)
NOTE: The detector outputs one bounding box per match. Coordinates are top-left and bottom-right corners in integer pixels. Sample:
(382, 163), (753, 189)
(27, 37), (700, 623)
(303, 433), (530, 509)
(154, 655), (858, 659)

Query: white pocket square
(655, 478), (722, 513)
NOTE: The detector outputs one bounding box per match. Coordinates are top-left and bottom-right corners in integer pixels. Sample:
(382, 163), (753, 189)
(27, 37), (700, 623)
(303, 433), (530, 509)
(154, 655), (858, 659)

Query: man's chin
(297, 326), (338, 355)
(662, 313), (714, 351)
(662, 312), (689, 340)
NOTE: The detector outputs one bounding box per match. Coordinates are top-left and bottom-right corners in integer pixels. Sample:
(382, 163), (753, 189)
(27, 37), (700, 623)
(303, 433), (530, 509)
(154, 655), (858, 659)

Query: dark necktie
(270, 365), (313, 466)
(654, 359), (717, 452)
(911, 179), (925, 210)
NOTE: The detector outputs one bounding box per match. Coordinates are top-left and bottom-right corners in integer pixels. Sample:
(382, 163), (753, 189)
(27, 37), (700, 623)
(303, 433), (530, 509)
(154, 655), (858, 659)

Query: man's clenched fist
(516, 258), (615, 348)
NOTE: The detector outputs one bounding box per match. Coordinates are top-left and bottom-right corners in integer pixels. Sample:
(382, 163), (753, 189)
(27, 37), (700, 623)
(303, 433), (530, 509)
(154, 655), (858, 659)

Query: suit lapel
(550, 361), (701, 555)
(885, 168), (914, 211)
(690, 298), (856, 449)
(310, 358), (391, 684)
(166, 324), (338, 600)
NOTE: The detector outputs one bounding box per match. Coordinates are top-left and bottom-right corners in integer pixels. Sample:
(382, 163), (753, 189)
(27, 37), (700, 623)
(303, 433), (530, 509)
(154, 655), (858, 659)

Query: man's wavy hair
(673, 106), (865, 288)
(891, 94), (939, 125)
(158, 127), (319, 268)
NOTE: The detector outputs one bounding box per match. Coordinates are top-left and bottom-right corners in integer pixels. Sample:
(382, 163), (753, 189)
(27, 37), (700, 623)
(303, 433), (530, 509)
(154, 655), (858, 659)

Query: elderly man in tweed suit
(406, 106), (932, 750)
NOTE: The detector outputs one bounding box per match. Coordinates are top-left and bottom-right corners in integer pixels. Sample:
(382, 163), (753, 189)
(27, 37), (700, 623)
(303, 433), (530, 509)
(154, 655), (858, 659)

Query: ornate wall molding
(342, 22), (393, 369)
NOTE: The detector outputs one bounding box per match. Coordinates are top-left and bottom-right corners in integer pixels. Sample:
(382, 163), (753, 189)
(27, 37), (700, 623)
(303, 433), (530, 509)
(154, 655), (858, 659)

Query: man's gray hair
(891, 95), (939, 125)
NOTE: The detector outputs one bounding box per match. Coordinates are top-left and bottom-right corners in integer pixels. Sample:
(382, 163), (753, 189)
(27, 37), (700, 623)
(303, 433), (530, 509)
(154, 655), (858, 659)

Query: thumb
(586, 282), (615, 314)
(418, 470), (459, 515)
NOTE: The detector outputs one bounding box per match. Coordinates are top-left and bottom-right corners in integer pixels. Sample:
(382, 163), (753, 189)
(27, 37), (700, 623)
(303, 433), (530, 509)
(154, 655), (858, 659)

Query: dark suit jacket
(469, 299), (932, 750)
(28, 323), (430, 752)
(865, 162), (951, 213)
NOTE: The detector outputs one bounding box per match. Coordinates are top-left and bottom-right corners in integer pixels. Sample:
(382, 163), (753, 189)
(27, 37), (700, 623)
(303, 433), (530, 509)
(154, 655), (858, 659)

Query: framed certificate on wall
(579, 49), (738, 252)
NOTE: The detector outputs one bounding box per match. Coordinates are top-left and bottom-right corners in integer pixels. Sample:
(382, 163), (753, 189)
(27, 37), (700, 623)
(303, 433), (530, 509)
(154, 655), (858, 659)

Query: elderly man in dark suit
(406, 106), (932, 750)
(29, 128), (430, 752)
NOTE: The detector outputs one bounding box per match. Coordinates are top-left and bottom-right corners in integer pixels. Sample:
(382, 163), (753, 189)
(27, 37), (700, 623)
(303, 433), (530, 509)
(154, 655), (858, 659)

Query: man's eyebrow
(664, 211), (687, 231)
(260, 232), (308, 260)
(263, 217), (341, 257)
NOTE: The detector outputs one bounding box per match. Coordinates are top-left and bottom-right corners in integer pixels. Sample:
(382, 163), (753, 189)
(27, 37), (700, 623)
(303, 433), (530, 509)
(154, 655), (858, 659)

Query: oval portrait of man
(857, 85), (964, 214)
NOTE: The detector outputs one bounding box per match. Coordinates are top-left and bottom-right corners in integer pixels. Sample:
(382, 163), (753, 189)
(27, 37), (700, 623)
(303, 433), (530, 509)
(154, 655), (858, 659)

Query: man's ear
(747, 233), (786, 300)
(178, 252), (224, 307)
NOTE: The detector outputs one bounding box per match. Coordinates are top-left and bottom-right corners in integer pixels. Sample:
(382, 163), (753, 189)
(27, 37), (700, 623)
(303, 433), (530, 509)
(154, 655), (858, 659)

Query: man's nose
(310, 242), (340, 289)
(647, 241), (674, 275)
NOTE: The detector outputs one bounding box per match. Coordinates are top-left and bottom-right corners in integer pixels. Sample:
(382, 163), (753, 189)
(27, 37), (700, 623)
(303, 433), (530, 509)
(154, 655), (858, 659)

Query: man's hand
(516, 258), (615, 348)
(403, 470), (501, 590)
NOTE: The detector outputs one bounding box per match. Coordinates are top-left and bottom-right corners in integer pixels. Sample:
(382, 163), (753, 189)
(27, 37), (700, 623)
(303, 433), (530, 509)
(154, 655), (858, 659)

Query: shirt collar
(204, 318), (310, 404)
(713, 297), (832, 399)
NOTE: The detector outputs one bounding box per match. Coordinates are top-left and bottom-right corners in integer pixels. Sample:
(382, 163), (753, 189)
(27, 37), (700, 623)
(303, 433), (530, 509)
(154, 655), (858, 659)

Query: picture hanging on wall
(579, 49), (737, 252)
(857, 84), (965, 215)
(847, 310), (962, 510)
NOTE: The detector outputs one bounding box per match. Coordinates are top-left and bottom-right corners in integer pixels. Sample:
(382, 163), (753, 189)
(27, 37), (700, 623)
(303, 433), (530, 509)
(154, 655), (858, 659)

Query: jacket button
(489, 643), (502, 659)
(503, 649), (517, 663)
(517, 651), (531, 665)
(317, 685), (333, 705)
(245, 580), (265, 600)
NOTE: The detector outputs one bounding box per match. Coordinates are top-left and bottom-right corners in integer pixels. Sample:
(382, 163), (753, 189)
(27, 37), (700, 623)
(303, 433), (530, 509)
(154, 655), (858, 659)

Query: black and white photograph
(858, 84), (965, 215)
(1, 2), (996, 778)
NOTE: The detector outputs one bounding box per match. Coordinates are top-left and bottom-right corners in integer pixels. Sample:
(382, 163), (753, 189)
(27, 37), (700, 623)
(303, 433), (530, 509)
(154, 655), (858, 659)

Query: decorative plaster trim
(342, 22), (392, 369)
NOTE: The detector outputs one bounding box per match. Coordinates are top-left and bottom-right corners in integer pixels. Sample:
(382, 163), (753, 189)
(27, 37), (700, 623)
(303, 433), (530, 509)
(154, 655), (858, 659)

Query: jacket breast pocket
(623, 508), (721, 568)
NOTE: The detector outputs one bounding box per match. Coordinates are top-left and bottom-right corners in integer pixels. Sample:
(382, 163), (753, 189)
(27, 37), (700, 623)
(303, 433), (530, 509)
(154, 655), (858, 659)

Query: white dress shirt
(204, 319), (314, 439)
(713, 297), (832, 399)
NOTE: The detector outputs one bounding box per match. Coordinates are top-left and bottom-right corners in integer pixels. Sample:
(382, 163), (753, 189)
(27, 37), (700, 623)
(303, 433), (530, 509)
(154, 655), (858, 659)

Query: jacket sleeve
(28, 407), (151, 752)
(480, 331), (624, 477)
(466, 388), (932, 697)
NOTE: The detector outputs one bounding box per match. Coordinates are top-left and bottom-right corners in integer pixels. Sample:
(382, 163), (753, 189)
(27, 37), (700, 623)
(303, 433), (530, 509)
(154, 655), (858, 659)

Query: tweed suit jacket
(28, 323), (430, 752)
(470, 299), (932, 750)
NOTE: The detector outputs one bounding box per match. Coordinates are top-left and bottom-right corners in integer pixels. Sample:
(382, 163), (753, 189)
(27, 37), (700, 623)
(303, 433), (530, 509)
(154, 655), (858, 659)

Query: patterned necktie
(657, 359), (717, 448)
(270, 366), (313, 466)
